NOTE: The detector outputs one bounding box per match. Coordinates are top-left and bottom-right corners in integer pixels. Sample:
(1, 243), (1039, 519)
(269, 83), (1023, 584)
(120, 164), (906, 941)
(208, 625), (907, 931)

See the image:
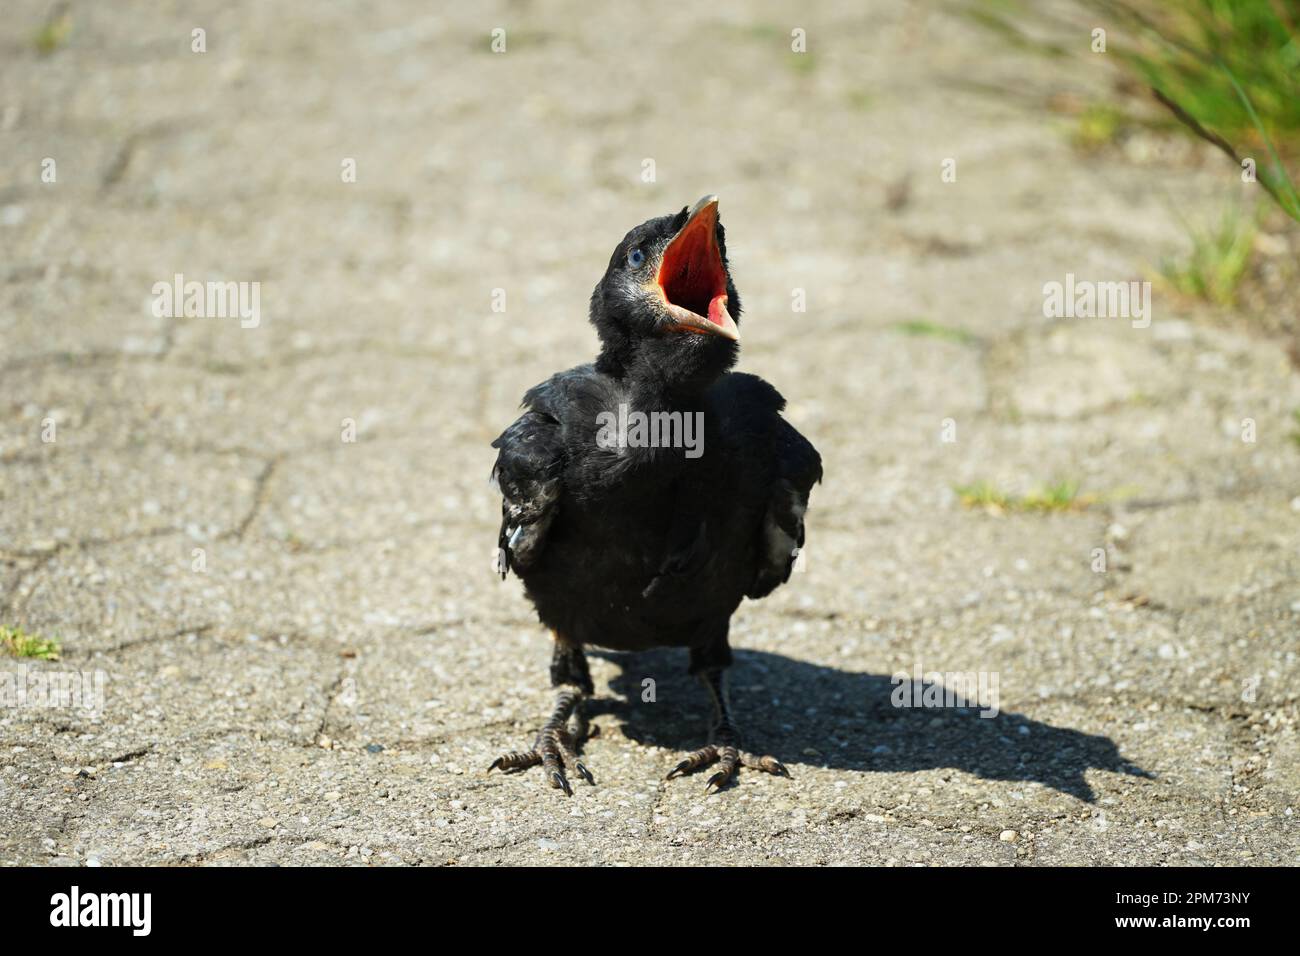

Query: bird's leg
(488, 635), (595, 796)
(666, 660), (789, 794)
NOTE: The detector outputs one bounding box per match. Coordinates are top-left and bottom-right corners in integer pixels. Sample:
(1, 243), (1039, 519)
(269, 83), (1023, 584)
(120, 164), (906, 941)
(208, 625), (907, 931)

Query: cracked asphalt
(2, 1), (1297, 866)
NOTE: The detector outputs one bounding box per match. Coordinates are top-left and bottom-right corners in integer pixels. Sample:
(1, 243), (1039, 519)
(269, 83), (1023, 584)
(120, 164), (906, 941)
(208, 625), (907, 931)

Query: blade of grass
(1221, 61), (1300, 219)
(1152, 87), (1300, 221)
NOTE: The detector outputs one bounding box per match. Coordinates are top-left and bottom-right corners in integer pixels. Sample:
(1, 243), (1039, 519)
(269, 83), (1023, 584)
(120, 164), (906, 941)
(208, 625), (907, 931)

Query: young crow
(489, 196), (822, 795)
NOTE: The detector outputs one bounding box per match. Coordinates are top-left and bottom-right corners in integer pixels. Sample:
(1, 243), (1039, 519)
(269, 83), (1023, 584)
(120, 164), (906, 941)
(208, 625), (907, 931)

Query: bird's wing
(490, 405), (565, 578)
(490, 365), (610, 577)
(747, 411), (823, 600)
(707, 371), (823, 600)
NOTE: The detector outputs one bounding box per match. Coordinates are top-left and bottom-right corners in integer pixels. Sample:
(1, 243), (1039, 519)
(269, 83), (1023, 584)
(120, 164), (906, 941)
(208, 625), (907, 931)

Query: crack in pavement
(220, 455), (281, 542)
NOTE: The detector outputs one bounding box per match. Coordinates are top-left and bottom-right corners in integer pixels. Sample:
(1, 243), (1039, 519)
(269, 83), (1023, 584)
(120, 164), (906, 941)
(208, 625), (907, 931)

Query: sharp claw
(488, 758), (503, 773)
(760, 758), (790, 777)
(666, 760), (691, 781)
(705, 770), (729, 794)
(551, 771), (573, 797)
(576, 762), (595, 785)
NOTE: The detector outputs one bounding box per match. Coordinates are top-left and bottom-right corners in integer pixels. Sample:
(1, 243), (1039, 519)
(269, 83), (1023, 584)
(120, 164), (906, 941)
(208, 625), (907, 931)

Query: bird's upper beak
(655, 196), (738, 341)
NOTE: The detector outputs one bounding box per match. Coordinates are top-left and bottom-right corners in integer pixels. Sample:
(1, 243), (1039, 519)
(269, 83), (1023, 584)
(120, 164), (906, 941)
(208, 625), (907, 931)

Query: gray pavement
(1, 1), (1297, 866)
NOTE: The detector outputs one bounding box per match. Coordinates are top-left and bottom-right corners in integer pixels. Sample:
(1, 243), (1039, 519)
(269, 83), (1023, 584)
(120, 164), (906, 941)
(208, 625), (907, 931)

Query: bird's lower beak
(655, 196), (738, 341)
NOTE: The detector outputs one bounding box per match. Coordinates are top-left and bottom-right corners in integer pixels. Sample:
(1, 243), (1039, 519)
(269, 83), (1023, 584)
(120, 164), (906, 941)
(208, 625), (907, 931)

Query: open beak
(655, 195), (738, 341)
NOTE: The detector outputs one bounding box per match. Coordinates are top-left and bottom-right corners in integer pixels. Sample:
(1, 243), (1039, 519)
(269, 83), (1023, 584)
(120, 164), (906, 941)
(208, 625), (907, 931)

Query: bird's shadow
(590, 648), (1151, 802)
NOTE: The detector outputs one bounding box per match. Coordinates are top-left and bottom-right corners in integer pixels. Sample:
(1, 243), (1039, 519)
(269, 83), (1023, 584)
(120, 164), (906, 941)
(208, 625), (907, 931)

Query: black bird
(488, 196), (822, 795)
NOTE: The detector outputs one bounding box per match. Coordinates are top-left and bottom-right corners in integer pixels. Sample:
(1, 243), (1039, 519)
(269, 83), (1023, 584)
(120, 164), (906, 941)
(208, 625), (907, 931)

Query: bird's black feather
(490, 202), (821, 653)
(486, 199), (823, 795)
(492, 365), (821, 650)
(490, 407), (564, 577)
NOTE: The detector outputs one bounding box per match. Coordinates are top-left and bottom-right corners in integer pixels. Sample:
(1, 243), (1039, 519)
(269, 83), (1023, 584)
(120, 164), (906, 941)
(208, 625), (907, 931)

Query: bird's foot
(665, 743), (789, 794)
(488, 687), (594, 796)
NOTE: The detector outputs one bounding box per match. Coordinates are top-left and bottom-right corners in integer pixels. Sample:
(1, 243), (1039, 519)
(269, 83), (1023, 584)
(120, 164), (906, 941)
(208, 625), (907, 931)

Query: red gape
(658, 203), (728, 325)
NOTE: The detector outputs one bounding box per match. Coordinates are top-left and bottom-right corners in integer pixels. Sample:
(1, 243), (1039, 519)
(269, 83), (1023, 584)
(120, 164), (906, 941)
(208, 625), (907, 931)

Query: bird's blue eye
(627, 248), (645, 269)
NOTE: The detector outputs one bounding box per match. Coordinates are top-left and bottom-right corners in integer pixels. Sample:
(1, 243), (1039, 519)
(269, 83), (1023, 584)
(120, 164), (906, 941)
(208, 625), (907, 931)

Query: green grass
(1116, 1), (1300, 213)
(955, 481), (1014, 510)
(891, 319), (979, 344)
(955, 479), (1098, 513)
(1159, 206), (1258, 305)
(1, 626), (61, 661)
(787, 52), (817, 75)
(731, 23), (786, 42)
(721, 21), (816, 73)
(1072, 103), (1130, 150)
(33, 11), (72, 55)
(961, 0), (1300, 222)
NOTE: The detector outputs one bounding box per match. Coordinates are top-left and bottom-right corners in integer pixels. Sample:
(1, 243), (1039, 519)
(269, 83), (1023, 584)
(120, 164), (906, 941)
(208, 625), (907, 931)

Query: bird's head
(590, 195), (741, 391)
